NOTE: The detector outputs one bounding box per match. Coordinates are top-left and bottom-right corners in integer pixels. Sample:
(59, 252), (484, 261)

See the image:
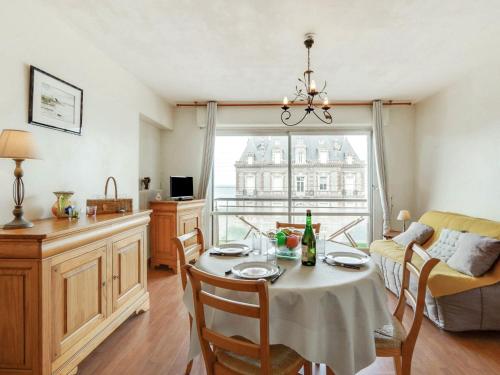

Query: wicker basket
(86, 177), (133, 214)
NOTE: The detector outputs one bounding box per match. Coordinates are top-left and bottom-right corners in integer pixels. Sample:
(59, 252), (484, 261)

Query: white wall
(162, 105), (416, 239)
(414, 66), (500, 221)
(139, 120), (163, 191)
(0, 0), (173, 224)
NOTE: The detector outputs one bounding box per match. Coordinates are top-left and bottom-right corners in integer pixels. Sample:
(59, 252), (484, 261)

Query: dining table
(182, 241), (391, 375)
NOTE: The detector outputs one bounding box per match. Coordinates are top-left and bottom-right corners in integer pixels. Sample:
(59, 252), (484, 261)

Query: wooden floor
(78, 267), (500, 375)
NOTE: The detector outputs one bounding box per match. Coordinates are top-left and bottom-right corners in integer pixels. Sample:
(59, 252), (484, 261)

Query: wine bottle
(301, 209), (316, 266)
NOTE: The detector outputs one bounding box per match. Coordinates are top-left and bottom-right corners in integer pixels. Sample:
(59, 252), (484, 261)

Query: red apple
(286, 234), (299, 249)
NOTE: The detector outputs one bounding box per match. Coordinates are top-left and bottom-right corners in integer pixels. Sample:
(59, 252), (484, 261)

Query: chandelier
(281, 33), (332, 126)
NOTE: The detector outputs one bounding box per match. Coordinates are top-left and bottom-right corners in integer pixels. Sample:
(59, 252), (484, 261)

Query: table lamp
(0, 129), (41, 229)
(397, 209), (411, 231)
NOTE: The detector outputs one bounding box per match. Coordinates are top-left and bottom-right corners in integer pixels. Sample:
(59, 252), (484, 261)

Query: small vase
(51, 191), (74, 218)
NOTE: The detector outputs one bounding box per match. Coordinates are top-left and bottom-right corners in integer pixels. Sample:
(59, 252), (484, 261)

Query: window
(213, 134), (371, 247)
(296, 176), (305, 193)
(245, 175), (255, 195)
(295, 148), (306, 164)
(345, 154), (353, 164)
(319, 175), (328, 191)
(272, 149), (282, 164)
(344, 173), (355, 195)
(319, 150), (329, 163)
(272, 175), (284, 191)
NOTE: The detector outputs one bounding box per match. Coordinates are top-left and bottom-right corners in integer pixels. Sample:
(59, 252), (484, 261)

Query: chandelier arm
(281, 109), (309, 127)
(312, 109), (333, 124)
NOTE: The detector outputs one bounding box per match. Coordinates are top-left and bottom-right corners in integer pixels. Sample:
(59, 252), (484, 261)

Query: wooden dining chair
(185, 264), (312, 375)
(174, 228), (205, 375)
(374, 241), (439, 375)
(276, 221), (321, 234)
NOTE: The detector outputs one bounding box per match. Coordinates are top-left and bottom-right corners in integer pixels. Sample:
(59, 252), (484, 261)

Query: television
(170, 176), (194, 200)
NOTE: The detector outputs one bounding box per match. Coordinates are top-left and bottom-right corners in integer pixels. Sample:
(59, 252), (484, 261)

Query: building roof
(237, 136), (362, 163)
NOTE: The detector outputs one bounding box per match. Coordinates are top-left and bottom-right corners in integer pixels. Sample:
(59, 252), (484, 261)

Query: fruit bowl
(267, 228), (302, 260)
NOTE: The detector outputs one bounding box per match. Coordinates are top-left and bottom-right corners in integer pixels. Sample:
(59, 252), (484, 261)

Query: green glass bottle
(301, 209), (316, 266)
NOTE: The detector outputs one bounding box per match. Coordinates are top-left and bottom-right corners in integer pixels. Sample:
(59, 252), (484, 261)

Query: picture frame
(29, 66), (83, 135)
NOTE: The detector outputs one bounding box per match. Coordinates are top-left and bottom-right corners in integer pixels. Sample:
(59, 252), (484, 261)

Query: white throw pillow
(427, 229), (463, 262)
(393, 222), (434, 247)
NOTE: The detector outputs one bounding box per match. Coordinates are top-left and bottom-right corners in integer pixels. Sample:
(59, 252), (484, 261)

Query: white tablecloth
(183, 243), (391, 375)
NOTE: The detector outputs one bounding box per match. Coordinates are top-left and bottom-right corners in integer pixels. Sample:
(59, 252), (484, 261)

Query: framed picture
(29, 66), (83, 135)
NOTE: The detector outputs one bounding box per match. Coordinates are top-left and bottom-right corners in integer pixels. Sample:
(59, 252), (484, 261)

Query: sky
(214, 135), (368, 186)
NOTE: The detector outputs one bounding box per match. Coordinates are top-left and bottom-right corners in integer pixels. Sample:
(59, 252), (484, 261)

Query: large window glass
(213, 133), (371, 248)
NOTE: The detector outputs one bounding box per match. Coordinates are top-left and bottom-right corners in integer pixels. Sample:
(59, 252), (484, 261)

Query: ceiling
(45, 0), (500, 103)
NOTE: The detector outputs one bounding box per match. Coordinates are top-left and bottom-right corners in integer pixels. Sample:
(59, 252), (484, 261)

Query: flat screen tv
(170, 176), (194, 199)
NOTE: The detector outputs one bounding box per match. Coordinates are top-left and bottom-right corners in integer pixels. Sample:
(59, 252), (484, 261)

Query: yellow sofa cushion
(370, 211), (500, 298)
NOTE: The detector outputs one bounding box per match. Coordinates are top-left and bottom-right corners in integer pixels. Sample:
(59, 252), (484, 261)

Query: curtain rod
(176, 101), (412, 107)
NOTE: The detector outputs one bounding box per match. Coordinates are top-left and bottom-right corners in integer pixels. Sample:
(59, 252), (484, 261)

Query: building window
(245, 175), (255, 195)
(345, 154), (353, 164)
(247, 154), (254, 165)
(295, 148), (306, 164)
(344, 173), (355, 194)
(272, 175), (284, 191)
(319, 150), (329, 164)
(319, 175), (328, 191)
(272, 149), (282, 164)
(296, 176), (305, 193)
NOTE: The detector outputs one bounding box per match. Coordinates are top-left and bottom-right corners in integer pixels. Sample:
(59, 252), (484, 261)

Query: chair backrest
(276, 221), (321, 234)
(174, 228), (205, 290)
(185, 264), (271, 375)
(393, 241), (439, 352)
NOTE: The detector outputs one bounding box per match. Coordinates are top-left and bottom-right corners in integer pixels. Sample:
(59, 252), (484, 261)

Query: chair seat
(374, 316), (407, 349)
(215, 336), (304, 375)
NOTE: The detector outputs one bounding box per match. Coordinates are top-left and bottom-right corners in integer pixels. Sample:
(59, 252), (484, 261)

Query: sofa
(370, 211), (500, 331)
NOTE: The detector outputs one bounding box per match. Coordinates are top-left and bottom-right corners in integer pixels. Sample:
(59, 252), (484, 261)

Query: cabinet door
(51, 245), (107, 359)
(112, 232), (145, 312)
(0, 261), (38, 372)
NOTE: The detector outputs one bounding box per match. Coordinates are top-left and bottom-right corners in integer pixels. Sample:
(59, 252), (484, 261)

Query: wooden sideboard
(150, 199), (205, 273)
(0, 211), (151, 375)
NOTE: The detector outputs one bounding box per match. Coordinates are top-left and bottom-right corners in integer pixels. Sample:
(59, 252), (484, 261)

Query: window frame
(212, 128), (373, 244)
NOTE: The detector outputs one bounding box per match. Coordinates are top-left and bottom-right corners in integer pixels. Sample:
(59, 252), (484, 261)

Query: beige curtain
(372, 100), (391, 233)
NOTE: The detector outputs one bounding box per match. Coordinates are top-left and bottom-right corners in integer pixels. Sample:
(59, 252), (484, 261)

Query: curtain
(372, 100), (391, 234)
(198, 101), (217, 199)
(198, 101), (217, 245)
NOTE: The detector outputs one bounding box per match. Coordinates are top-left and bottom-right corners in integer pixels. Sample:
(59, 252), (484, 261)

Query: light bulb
(283, 97), (289, 106)
(323, 97), (329, 106)
(310, 80), (317, 92)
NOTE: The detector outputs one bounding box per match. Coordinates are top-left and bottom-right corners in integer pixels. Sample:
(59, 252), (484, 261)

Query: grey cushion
(393, 222), (434, 247)
(447, 233), (500, 277)
(427, 229), (462, 262)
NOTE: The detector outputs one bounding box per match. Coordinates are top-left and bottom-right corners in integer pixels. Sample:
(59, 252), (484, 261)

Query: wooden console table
(149, 199), (205, 273)
(0, 210), (151, 375)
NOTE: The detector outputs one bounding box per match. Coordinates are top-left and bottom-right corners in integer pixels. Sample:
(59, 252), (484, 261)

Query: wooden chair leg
(401, 356), (412, 375)
(393, 356), (402, 375)
(184, 359), (193, 375)
(326, 366), (336, 375)
(303, 361), (312, 375)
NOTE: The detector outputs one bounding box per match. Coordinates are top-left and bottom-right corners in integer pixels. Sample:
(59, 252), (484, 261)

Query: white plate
(231, 262), (279, 279)
(326, 251), (370, 266)
(214, 243), (250, 255)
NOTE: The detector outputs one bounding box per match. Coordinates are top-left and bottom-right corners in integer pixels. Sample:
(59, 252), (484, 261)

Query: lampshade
(0, 129), (41, 160)
(397, 210), (411, 221)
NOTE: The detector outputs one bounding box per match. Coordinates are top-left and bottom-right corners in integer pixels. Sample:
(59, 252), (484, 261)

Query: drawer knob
(113, 275), (119, 280)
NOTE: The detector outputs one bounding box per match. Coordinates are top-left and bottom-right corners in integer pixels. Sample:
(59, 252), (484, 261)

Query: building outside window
(245, 175), (255, 195)
(272, 149), (282, 164)
(272, 175), (283, 191)
(247, 154), (254, 165)
(295, 148), (306, 164)
(319, 149), (329, 163)
(344, 173), (356, 195)
(319, 175), (328, 191)
(296, 176), (305, 194)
